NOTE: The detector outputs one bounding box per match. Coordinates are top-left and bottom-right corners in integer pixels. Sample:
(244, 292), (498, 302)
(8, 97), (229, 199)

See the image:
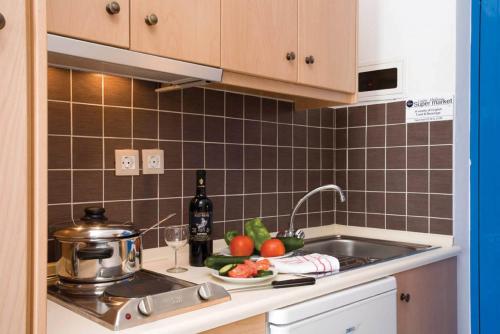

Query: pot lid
(53, 207), (141, 240)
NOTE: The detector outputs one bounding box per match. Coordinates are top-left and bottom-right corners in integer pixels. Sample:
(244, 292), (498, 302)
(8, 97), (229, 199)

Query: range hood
(47, 34), (223, 91)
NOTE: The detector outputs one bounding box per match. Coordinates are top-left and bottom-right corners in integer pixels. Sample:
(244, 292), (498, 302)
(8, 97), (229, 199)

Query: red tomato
(256, 259), (271, 271)
(260, 239), (286, 257)
(228, 264), (252, 278)
(229, 235), (254, 256)
(244, 260), (258, 276)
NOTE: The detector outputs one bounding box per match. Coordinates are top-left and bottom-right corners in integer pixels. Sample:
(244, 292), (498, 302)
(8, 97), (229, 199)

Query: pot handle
(76, 247), (114, 260)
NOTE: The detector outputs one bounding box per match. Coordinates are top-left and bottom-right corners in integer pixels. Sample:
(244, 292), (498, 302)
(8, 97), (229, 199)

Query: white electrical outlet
(115, 149), (140, 176)
(142, 149), (164, 174)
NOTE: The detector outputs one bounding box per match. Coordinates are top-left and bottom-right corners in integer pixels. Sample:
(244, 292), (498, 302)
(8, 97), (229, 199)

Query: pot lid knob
(82, 207), (108, 221)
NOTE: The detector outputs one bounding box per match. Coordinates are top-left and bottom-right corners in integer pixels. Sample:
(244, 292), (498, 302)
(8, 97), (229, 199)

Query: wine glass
(164, 225), (189, 273)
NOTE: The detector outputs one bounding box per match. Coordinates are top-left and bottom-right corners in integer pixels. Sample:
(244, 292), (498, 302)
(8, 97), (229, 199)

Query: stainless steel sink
(298, 235), (435, 273)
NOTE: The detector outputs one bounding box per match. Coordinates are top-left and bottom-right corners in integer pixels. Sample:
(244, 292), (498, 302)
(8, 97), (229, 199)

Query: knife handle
(271, 277), (316, 288)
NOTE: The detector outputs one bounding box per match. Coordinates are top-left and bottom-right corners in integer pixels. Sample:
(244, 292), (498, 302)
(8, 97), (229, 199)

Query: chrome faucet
(277, 184), (346, 239)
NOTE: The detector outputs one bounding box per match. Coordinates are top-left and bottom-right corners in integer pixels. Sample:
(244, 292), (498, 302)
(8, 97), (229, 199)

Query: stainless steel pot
(53, 207), (143, 283)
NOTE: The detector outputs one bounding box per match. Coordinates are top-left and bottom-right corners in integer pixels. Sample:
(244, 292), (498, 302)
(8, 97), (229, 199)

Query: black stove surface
(47, 269), (230, 331)
(104, 270), (192, 298)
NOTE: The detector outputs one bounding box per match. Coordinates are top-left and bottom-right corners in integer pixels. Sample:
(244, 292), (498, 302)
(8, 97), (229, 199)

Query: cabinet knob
(145, 14), (158, 26)
(286, 52), (296, 61)
(0, 13), (5, 30)
(106, 1), (121, 15)
(305, 55), (315, 65)
(400, 293), (411, 303)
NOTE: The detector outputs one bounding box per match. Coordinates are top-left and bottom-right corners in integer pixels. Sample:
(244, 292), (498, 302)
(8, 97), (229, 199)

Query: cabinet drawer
(130, 0), (221, 67)
(47, 0), (130, 48)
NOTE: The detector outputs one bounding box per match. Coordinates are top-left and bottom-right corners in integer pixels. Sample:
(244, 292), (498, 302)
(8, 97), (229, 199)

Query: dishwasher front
(268, 277), (397, 334)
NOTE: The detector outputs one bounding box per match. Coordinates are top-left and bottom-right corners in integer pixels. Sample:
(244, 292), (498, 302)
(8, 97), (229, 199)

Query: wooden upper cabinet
(298, 0), (357, 92)
(395, 258), (457, 334)
(47, 0), (130, 48)
(130, 0), (221, 67)
(221, 0), (298, 83)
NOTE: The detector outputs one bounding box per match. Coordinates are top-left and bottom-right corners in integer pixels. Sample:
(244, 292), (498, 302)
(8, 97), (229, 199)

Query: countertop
(47, 225), (460, 334)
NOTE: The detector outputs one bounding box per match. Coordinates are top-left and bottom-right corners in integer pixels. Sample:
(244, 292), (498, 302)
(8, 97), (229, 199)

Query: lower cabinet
(201, 258), (457, 334)
(395, 258), (457, 334)
(201, 314), (266, 334)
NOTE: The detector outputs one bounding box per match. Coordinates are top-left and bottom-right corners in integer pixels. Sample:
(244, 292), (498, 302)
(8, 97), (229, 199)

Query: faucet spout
(277, 184), (346, 239)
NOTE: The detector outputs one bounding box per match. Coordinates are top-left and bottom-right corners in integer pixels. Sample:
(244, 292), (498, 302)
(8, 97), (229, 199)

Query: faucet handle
(294, 229), (305, 239)
(276, 229), (305, 239)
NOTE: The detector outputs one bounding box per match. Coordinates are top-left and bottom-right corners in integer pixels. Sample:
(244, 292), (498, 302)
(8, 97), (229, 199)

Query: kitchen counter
(47, 225), (459, 334)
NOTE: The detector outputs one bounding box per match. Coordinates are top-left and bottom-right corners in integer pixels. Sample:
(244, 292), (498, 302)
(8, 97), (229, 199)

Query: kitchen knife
(228, 277), (316, 293)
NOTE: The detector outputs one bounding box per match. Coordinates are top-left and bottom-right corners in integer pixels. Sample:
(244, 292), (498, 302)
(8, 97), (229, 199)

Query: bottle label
(190, 212), (212, 242)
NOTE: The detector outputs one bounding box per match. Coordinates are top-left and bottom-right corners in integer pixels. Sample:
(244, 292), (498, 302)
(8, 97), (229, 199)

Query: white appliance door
(269, 290), (396, 334)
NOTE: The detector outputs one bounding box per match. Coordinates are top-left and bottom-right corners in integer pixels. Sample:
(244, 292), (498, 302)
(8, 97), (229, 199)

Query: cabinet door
(0, 1), (30, 333)
(130, 0), (221, 67)
(47, 0), (130, 48)
(395, 258), (457, 334)
(298, 0), (357, 92)
(221, 0), (298, 82)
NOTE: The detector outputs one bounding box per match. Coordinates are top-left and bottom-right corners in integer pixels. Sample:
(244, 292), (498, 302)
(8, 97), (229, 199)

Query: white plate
(210, 268), (278, 284)
(218, 247), (294, 259)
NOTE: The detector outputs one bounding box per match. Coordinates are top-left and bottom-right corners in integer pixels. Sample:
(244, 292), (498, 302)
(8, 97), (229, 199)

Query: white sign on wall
(405, 95), (454, 123)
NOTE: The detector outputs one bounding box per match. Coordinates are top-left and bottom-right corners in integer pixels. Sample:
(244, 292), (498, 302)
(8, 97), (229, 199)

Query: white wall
(359, 1), (471, 332)
(358, 0), (457, 100)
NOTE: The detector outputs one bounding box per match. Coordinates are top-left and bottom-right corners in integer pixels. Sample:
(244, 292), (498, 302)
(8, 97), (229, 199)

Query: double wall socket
(115, 149), (164, 175)
(115, 150), (140, 176)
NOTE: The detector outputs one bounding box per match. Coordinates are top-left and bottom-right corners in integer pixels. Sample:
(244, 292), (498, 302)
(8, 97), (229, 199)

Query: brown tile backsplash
(334, 100), (453, 235)
(47, 67), (454, 262)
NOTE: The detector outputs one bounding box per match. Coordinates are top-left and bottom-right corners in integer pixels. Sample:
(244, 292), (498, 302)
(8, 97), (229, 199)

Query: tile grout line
(275, 103), (279, 232)
(384, 103), (387, 229)
(130, 79), (135, 229)
(364, 105), (368, 227)
(405, 110), (408, 231)
(305, 109), (309, 228)
(156, 85), (160, 246)
(259, 98), (263, 223)
(47, 133), (452, 149)
(319, 109), (322, 227)
(292, 108), (297, 227)
(427, 122), (431, 233)
(333, 107), (337, 226)
(180, 89), (184, 226)
(346, 107), (349, 226)
(242, 97), (245, 232)
(47, 190), (453, 206)
(101, 74), (105, 213)
(69, 69), (74, 221)
(223, 91), (227, 232)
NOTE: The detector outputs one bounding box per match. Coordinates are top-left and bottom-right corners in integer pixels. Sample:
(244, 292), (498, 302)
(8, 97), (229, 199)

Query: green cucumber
(277, 237), (305, 252)
(219, 264), (237, 276)
(256, 270), (274, 277)
(204, 256), (250, 269)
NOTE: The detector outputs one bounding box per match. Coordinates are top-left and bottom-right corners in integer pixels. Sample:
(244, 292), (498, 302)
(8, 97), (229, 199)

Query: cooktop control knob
(198, 283), (213, 300)
(137, 296), (154, 316)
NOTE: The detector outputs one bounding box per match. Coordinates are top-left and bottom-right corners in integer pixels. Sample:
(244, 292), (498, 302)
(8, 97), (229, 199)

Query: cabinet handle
(305, 55), (315, 65)
(106, 1), (121, 15)
(0, 13), (5, 30)
(400, 293), (411, 303)
(286, 52), (296, 61)
(145, 14), (158, 26)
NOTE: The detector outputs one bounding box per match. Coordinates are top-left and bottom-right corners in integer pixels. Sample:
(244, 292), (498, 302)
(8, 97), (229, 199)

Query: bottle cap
(196, 170), (206, 187)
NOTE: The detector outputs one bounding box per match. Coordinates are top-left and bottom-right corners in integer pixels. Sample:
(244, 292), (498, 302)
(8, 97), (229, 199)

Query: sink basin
(298, 235), (435, 272)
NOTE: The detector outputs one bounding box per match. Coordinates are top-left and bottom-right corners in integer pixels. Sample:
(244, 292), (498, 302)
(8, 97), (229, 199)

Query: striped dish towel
(269, 253), (340, 274)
